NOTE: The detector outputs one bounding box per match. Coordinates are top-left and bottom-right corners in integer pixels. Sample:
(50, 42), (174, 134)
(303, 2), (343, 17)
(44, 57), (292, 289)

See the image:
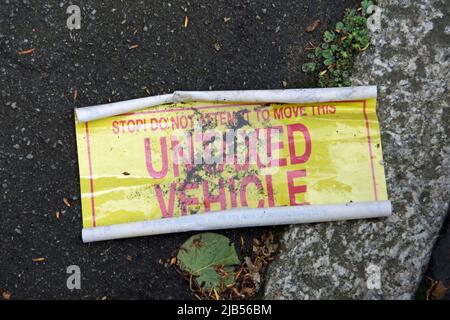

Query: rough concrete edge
(263, 0), (450, 300)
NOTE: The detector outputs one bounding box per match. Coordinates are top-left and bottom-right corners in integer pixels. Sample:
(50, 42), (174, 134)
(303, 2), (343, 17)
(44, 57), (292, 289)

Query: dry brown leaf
(170, 256), (177, 266)
(2, 289), (11, 300)
(129, 44), (139, 49)
(18, 48), (35, 55)
(63, 197), (71, 207)
(305, 19), (320, 33)
(126, 255), (133, 261)
(427, 279), (448, 300)
(214, 43), (221, 51)
(223, 17), (231, 23)
(72, 89), (78, 103)
(55, 211), (60, 220)
(184, 16), (189, 28)
(32, 257), (45, 262)
(241, 287), (254, 296)
(244, 257), (261, 287)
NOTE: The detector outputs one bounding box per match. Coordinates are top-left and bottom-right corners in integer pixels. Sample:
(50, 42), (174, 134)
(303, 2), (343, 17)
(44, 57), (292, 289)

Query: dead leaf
(305, 19), (320, 33)
(122, 172), (130, 176)
(126, 255), (133, 261)
(32, 257), (45, 262)
(241, 287), (254, 296)
(282, 80), (288, 88)
(18, 48), (35, 55)
(244, 257), (261, 288)
(223, 17), (231, 23)
(129, 44), (139, 49)
(2, 289), (11, 300)
(426, 278), (448, 300)
(63, 197), (71, 207)
(169, 256), (177, 266)
(184, 16), (189, 28)
(72, 89), (78, 104)
(55, 211), (60, 220)
(214, 43), (221, 51)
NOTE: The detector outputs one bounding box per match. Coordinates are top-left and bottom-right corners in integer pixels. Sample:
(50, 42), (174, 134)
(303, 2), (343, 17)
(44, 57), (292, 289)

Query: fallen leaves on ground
(426, 277), (448, 300)
(305, 19), (320, 33)
(2, 289), (11, 300)
(63, 197), (71, 207)
(72, 89), (78, 104)
(32, 257), (45, 262)
(175, 233), (240, 299)
(173, 232), (278, 300)
(227, 232), (278, 299)
(18, 48), (35, 55)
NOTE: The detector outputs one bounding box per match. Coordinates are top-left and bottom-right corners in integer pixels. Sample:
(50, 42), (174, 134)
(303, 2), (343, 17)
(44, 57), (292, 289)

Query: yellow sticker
(75, 98), (388, 228)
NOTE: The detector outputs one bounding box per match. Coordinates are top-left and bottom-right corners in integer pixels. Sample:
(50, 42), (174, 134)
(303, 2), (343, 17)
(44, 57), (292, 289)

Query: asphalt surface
(0, 0), (354, 299)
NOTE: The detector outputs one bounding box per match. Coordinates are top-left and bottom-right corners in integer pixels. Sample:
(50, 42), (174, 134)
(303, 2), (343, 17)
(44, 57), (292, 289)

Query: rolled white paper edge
(74, 86), (377, 123)
(75, 93), (175, 123)
(82, 200), (392, 243)
(173, 86), (377, 104)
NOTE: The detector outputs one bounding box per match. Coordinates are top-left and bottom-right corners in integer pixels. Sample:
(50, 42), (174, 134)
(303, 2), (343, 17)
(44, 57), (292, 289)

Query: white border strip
(173, 86), (377, 104)
(82, 200), (391, 242)
(75, 93), (174, 123)
(74, 86), (377, 123)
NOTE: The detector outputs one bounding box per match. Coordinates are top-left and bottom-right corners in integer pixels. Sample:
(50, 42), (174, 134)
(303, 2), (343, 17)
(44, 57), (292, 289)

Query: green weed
(302, 0), (375, 87)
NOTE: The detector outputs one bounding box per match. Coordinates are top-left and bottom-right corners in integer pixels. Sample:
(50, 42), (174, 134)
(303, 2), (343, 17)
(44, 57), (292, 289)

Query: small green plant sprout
(302, 0), (375, 87)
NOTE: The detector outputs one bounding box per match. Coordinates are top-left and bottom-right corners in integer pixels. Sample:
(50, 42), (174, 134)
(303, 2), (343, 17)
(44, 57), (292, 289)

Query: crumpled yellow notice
(75, 98), (387, 228)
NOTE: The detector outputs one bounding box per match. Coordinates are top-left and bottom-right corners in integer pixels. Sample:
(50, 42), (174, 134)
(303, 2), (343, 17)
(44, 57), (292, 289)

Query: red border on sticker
(85, 122), (96, 227)
(362, 100), (378, 200)
(85, 100), (378, 226)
